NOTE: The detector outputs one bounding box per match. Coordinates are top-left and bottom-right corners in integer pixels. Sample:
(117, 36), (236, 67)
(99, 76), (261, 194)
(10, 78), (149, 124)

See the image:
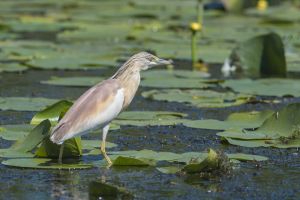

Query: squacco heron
(50, 52), (171, 165)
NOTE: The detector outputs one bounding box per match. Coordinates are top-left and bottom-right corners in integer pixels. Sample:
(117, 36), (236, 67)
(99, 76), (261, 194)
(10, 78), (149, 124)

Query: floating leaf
(30, 100), (73, 125)
(229, 32), (286, 77)
(222, 78), (300, 97)
(142, 89), (251, 108)
(0, 120), (51, 158)
(82, 140), (117, 151)
(41, 76), (104, 87)
(156, 166), (181, 174)
(142, 69), (210, 79)
(89, 181), (133, 200)
(0, 124), (33, 141)
(0, 62), (28, 73)
(114, 111), (187, 126)
(227, 153), (268, 162)
(35, 137), (82, 158)
(112, 156), (155, 166)
(2, 158), (93, 169)
(0, 97), (60, 111)
(183, 149), (221, 173)
(218, 103), (300, 148)
(183, 110), (273, 130)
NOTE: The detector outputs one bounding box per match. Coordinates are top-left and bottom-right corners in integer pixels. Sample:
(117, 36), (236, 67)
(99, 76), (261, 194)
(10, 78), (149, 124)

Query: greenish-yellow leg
(101, 124), (112, 166)
(58, 143), (64, 164)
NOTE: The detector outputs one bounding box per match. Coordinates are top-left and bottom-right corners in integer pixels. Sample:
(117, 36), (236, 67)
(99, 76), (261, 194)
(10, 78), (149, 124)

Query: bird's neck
(113, 71), (141, 109)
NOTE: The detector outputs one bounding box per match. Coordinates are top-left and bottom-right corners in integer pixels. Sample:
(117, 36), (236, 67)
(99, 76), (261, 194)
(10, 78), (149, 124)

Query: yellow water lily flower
(257, 0), (268, 11)
(190, 22), (202, 32)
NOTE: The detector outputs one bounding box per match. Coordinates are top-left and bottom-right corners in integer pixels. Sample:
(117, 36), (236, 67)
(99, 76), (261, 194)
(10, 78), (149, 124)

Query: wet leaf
(35, 137), (82, 158)
(0, 120), (51, 158)
(30, 100), (73, 125)
(218, 103), (300, 148)
(222, 78), (300, 97)
(89, 181), (133, 200)
(112, 156), (155, 166)
(183, 149), (220, 173)
(0, 97), (60, 111)
(0, 124), (33, 141)
(227, 153), (268, 162)
(156, 166), (182, 174)
(82, 140), (117, 151)
(0, 63), (28, 73)
(230, 32), (286, 77)
(183, 110), (273, 130)
(2, 158), (93, 169)
(142, 89), (251, 108)
(114, 111), (187, 126)
(41, 76), (104, 87)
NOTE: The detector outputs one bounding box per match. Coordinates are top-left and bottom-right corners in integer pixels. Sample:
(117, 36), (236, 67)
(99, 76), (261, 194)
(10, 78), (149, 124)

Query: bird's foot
(101, 148), (113, 167)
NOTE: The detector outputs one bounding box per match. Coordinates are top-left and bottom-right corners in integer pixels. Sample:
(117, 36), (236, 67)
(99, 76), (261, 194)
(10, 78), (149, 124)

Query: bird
(50, 52), (171, 165)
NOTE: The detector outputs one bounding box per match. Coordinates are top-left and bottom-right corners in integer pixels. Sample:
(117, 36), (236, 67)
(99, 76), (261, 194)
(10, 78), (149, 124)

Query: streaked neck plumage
(111, 58), (141, 109)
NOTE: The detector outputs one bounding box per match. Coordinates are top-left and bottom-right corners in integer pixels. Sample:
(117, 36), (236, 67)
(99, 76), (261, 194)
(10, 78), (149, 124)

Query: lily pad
(114, 111), (187, 126)
(229, 32), (286, 77)
(0, 120), (51, 158)
(218, 103), (300, 148)
(30, 100), (73, 125)
(35, 137), (82, 158)
(89, 181), (133, 199)
(0, 97), (60, 111)
(2, 158), (93, 169)
(0, 124), (33, 140)
(82, 140), (117, 151)
(142, 69), (210, 79)
(183, 110), (273, 130)
(112, 156), (156, 166)
(0, 62), (28, 73)
(41, 76), (104, 87)
(222, 78), (300, 97)
(142, 89), (251, 108)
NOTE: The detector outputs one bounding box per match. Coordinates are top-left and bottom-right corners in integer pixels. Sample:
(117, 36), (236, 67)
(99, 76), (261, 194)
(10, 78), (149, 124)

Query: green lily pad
(156, 166), (182, 174)
(112, 156), (156, 166)
(0, 124), (33, 140)
(183, 110), (273, 130)
(0, 97), (60, 111)
(222, 78), (300, 97)
(31, 100), (73, 125)
(218, 103), (300, 148)
(82, 140), (117, 150)
(41, 76), (104, 87)
(142, 89), (251, 108)
(2, 158), (93, 169)
(89, 181), (133, 199)
(114, 111), (187, 126)
(35, 137), (82, 158)
(141, 78), (211, 89)
(246, 3), (300, 23)
(229, 32), (286, 77)
(142, 69), (210, 79)
(183, 149), (221, 173)
(0, 120), (51, 158)
(0, 62), (28, 73)
(227, 153), (268, 162)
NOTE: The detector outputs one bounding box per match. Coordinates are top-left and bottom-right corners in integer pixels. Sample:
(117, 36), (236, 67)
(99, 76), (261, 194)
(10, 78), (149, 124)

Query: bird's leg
(58, 143), (64, 164)
(101, 124), (112, 166)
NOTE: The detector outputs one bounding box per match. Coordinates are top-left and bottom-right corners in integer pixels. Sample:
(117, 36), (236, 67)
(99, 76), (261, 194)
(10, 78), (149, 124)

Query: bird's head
(129, 52), (172, 71)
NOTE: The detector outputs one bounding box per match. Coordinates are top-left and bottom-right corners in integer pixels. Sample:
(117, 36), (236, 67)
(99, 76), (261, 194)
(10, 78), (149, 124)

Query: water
(1, 65), (300, 199)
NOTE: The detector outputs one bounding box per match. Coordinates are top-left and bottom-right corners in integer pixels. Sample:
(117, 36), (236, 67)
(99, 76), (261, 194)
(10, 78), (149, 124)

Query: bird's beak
(149, 58), (173, 67)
